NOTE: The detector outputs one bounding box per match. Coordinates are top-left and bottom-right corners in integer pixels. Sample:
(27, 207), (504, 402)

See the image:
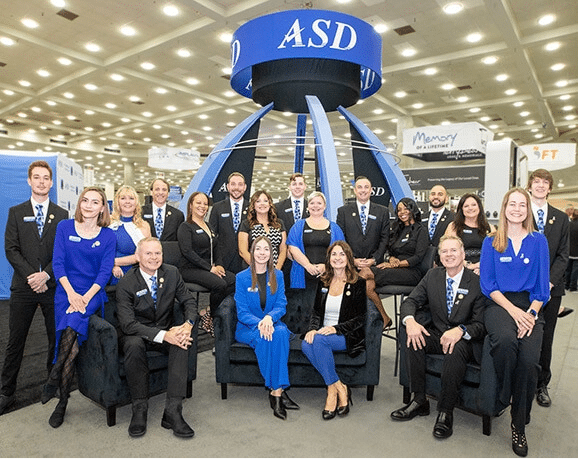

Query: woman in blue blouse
(480, 187), (550, 457)
(42, 187), (116, 428)
(109, 185), (151, 285)
(235, 236), (298, 420)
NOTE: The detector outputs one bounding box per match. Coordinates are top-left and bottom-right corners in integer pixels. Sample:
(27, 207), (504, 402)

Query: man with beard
(423, 185), (455, 248)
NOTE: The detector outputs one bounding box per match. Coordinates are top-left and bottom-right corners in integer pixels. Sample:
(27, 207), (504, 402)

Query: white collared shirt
(140, 268), (165, 343)
(229, 197), (244, 213)
(30, 197), (48, 226)
(446, 268), (465, 305)
(428, 208), (445, 228)
(531, 201), (548, 227)
(292, 197), (304, 217)
(356, 200), (370, 219)
(152, 203), (167, 226)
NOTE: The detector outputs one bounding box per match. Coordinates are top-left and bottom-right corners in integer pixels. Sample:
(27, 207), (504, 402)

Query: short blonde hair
(111, 185), (144, 226)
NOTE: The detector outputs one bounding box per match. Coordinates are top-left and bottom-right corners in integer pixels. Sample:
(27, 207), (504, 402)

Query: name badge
(68, 235), (81, 242)
(24, 216), (35, 222)
(457, 288), (469, 295)
(284, 208), (293, 213)
(143, 214), (153, 219)
(304, 229), (313, 233)
(136, 289), (148, 297)
(401, 237), (409, 243)
(499, 256), (512, 263)
(463, 229), (473, 234)
(247, 287), (258, 292)
(221, 213), (230, 218)
(321, 287), (328, 293)
(368, 214), (376, 220)
(196, 229), (204, 234)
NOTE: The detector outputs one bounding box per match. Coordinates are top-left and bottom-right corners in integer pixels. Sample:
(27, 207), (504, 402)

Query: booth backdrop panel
(0, 152), (81, 299)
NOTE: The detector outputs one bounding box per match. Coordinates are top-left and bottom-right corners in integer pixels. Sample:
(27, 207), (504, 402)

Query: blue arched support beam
(306, 95), (344, 221)
(179, 102), (274, 212)
(294, 114), (306, 173)
(337, 105), (413, 206)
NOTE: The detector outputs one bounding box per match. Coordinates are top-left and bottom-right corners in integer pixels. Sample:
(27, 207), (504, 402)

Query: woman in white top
(302, 241), (367, 420)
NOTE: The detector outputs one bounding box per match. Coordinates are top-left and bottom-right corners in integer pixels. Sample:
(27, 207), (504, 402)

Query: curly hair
(320, 241), (359, 286)
(391, 197), (421, 239)
(247, 190), (281, 229)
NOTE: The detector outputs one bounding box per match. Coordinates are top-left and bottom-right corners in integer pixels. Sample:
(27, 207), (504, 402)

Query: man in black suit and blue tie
(336, 176), (391, 327)
(528, 169), (569, 408)
(390, 235), (485, 439)
(142, 178), (184, 242)
(423, 185), (455, 248)
(0, 161), (68, 415)
(275, 173), (308, 232)
(208, 172), (248, 275)
(116, 237), (198, 438)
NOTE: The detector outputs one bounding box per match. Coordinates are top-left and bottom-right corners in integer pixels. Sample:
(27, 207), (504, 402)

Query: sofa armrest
(476, 335), (505, 415)
(363, 300), (384, 383)
(77, 315), (123, 407)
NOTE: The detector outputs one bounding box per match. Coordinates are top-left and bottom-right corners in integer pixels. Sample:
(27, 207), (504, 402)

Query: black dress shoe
(48, 398), (68, 429)
(433, 411), (453, 439)
(281, 391), (300, 410)
(337, 385), (352, 417)
(511, 424), (528, 457)
(41, 383), (58, 405)
(322, 406), (337, 420)
(390, 399), (430, 421)
(128, 402), (148, 437)
(536, 386), (551, 407)
(269, 394), (287, 421)
(0, 394), (14, 415)
(558, 307), (574, 318)
(161, 406), (195, 438)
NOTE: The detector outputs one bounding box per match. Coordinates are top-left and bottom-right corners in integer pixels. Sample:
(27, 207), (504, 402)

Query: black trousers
(407, 328), (474, 413)
(119, 335), (189, 401)
(180, 267), (235, 314)
(1, 289), (55, 396)
(485, 292), (544, 431)
(372, 266), (422, 287)
(538, 295), (561, 388)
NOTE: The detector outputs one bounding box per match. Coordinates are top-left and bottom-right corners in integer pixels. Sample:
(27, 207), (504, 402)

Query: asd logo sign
(277, 19), (357, 51)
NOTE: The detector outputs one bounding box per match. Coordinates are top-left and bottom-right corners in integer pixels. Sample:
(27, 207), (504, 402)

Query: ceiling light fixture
(496, 74), (508, 81)
(22, 18), (39, 29)
(0, 37), (15, 46)
(177, 48), (191, 57)
(110, 73), (124, 81)
(57, 57), (72, 65)
(545, 41), (560, 51)
(120, 25), (136, 36)
(441, 83), (455, 91)
(482, 56), (498, 65)
(219, 32), (233, 43)
(466, 33), (482, 43)
(401, 48), (417, 57)
(424, 67), (437, 75)
(555, 80), (568, 87)
(443, 2), (463, 15)
(140, 62), (155, 70)
(560, 94), (571, 100)
(163, 5), (179, 16)
(85, 43), (100, 52)
(374, 24), (388, 34)
(550, 63), (565, 71)
(538, 14), (556, 26)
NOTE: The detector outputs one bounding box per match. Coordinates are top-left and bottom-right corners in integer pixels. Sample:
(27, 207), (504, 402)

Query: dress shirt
(152, 203), (167, 226)
(229, 197), (244, 212)
(531, 202), (548, 230)
(446, 268), (470, 339)
(292, 197), (304, 219)
(139, 268), (165, 343)
(428, 208), (445, 230)
(356, 200), (370, 219)
(31, 197), (48, 226)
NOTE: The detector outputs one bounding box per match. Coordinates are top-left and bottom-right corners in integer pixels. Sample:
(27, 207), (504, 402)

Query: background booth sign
(519, 143), (576, 171)
(148, 147), (200, 171)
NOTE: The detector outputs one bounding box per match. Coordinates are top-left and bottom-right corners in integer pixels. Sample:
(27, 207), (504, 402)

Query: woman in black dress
(445, 193), (495, 275)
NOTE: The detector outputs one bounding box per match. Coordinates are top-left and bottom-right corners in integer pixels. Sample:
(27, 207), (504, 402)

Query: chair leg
(403, 386), (411, 404)
(186, 380), (193, 398)
(106, 406), (117, 427)
(366, 385), (374, 401)
(483, 415), (492, 436)
(393, 294), (402, 377)
(221, 383), (228, 400)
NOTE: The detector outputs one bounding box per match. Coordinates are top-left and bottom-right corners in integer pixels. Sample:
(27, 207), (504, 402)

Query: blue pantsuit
(301, 334), (346, 385)
(235, 268), (290, 390)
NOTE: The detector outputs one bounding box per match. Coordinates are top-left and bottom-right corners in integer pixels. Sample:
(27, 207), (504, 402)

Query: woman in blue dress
(42, 187), (116, 428)
(480, 187), (550, 457)
(234, 236), (299, 420)
(108, 185), (151, 284)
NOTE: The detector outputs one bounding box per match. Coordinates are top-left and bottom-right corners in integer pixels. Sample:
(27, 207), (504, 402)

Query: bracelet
(526, 308), (538, 320)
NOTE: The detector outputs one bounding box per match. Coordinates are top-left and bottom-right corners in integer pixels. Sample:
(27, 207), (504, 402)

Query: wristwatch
(458, 324), (467, 335)
(186, 319), (195, 327)
(526, 309), (538, 321)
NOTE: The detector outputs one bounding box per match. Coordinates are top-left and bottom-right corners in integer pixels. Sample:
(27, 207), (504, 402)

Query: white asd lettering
(231, 39), (241, 68)
(278, 19), (357, 51)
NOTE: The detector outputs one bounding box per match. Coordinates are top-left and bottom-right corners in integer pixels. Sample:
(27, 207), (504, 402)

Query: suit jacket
(142, 203), (184, 242)
(532, 204), (569, 297)
(423, 208), (455, 247)
(208, 198), (248, 273)
(336, 201), (389, 263)
(275, 197), (308, 233)
(400, 267), (485, 342)
(308, 278), (367, 357)
(116, 263), (198, 341)
(4, 200), (68, 292)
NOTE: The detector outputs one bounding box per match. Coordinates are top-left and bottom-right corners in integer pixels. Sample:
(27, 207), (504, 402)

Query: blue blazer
(234, 268), (287, 342)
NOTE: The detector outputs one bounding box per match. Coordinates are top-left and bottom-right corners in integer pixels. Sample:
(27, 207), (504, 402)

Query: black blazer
(275, 197), (308, 233)
(116, 263), (198, 341)
(423, 208), (455, 247)
(177, 221), (222, 271)
(208, 198), (248, 273)
(532, 204), (569, 297)
(336, 201), (389, 263)
(307, 278), (367, 357)
(400, 267), (485, 341)
(142, 204), (184, 242)
(4, 200), (68, 291)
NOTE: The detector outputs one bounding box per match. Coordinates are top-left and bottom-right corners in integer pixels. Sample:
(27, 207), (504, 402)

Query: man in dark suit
(142, 178), (184, 242)
(116, 237), (198, 438)
(336, 176), (391, 326)
(208, 172), (248, 274)
(423, 184), (455, 248)
(527, 168), (569, 408)
(0, 161), (68, 415)
(390, 235), (485, 439)
(275, 172), (308, 232)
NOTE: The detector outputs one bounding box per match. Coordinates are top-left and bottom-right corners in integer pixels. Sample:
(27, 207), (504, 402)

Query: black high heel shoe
(337, 385), (352, 417)
(269, 393), (287, 420)
(322, 390), (338, 420)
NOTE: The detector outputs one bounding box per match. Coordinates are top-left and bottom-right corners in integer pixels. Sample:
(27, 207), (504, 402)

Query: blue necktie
(233, 202), (240, 232)
(35, 204), (44, 236)
(155, 208), (163, 239)
(446, 278), (454, 316)
(294, 200), (301, 221)
(360, 204), (367, 235)
(429, 212), (438, 239)
(537, 209), (545, 234)
(150, 275), (158, 306)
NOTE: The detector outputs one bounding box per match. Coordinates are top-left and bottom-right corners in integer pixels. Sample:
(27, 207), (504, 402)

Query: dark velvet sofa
(213, 289), (384, 401)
